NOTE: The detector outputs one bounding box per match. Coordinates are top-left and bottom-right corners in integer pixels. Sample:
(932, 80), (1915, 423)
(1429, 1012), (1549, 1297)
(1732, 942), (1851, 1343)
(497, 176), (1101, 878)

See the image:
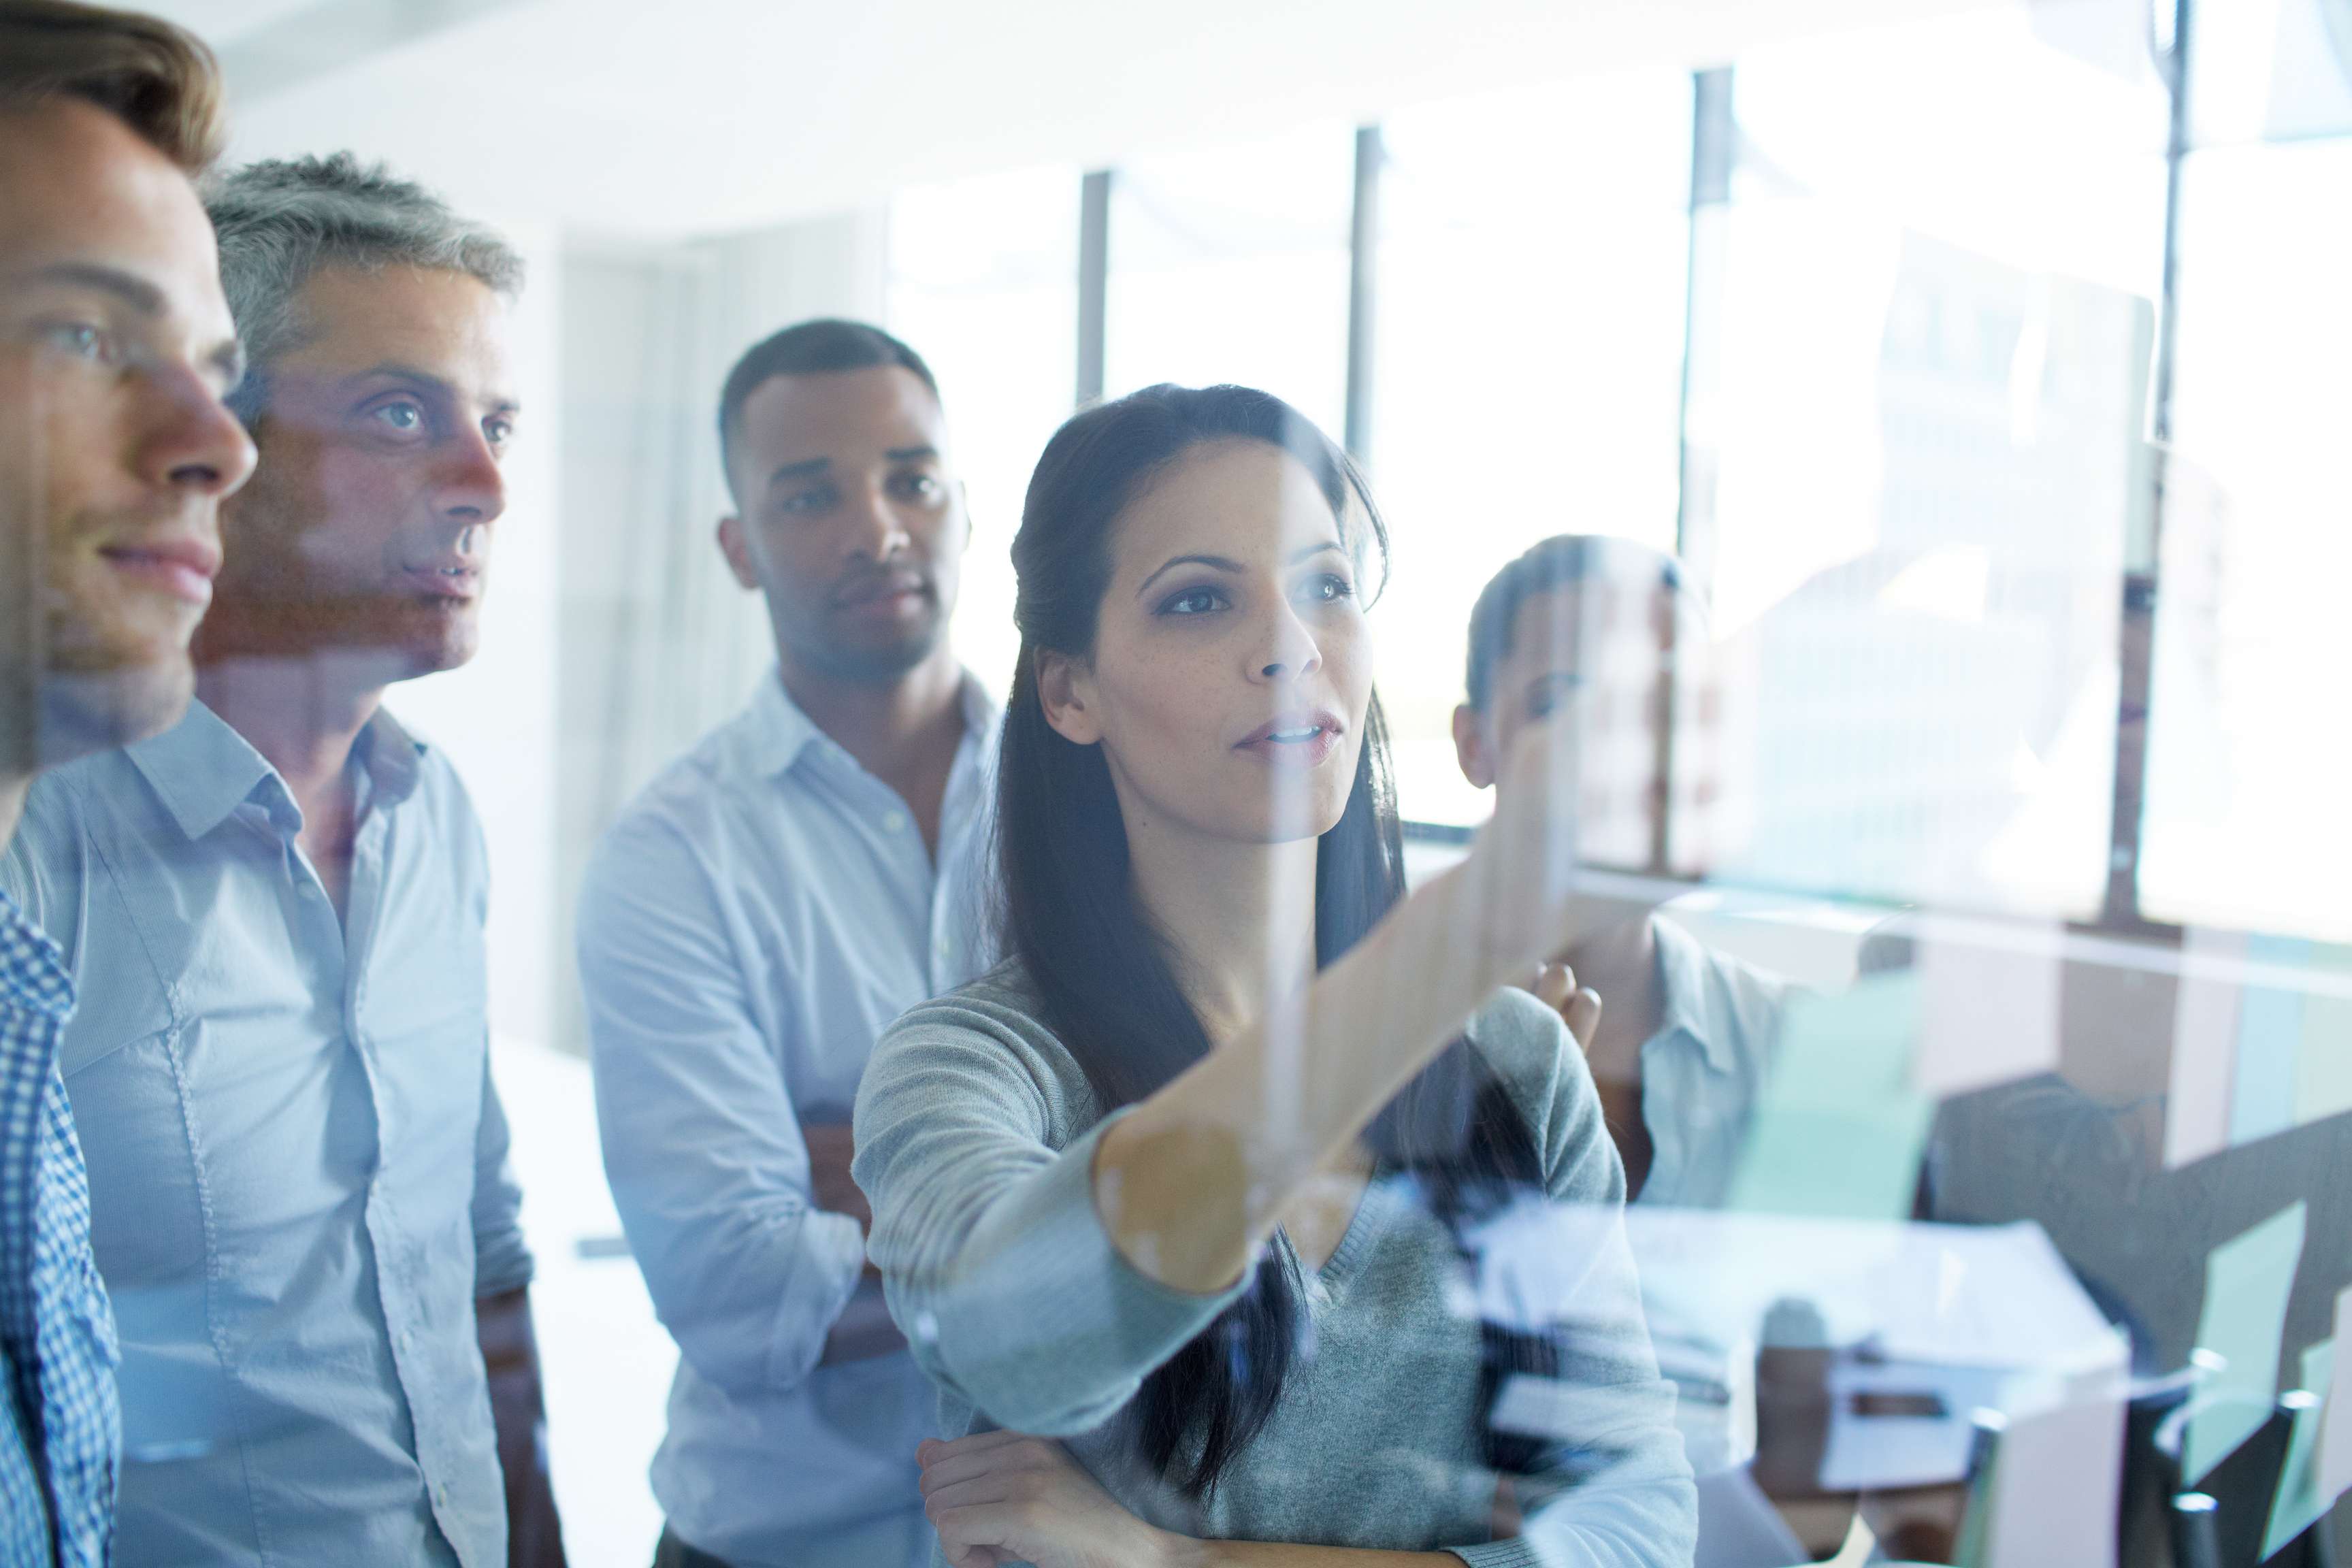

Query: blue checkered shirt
(0, 888), (118, 1568)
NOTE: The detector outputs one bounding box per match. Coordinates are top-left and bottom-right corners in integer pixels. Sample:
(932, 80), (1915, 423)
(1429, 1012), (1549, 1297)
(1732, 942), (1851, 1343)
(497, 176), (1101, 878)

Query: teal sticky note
(2263, 1338), (2334, 1561)
(1726, 973), (1931, 1223)
(2234, 935), (2309, 1147)
(2293, 944), (2352, 1127)
(2186, 1200), (2308, 1484)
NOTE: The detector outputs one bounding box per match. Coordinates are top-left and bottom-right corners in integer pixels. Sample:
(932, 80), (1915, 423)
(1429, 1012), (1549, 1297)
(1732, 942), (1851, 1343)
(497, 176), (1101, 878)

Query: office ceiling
(151, 0), (2015, 238)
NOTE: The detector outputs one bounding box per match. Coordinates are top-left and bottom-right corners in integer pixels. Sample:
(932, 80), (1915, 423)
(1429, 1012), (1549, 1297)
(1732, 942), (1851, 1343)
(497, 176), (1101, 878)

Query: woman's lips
(1234, 713), (1345, 766)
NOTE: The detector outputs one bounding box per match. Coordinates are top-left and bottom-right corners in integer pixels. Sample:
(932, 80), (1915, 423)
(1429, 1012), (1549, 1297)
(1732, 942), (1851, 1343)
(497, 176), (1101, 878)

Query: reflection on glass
(1103, 121), (1355, 436)
(2142, 139), (2352, 942)
(1700, 4), (2170, 915)
(887, 163), (1081, 697)
(1374, 71), (1693, 830)
(2189, 0), (2352, 148)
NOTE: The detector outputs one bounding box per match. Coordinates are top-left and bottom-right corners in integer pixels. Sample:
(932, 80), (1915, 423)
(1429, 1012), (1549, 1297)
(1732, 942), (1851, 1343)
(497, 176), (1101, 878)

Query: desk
(1467, 1206), (2130, 1566)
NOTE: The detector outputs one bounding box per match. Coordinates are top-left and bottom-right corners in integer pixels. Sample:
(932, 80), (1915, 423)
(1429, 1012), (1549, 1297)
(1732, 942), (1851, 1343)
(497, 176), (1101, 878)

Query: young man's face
(718, 364), (969, 685)
(1455, 581), (1606, 789)
(0, 98), (253, 770)
(1454, 574), (1693, 865)
(203, 263), (519, 684)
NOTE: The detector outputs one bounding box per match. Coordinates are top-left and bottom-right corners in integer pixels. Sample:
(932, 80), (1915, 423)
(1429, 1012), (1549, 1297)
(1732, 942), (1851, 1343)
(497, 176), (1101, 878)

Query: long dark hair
(997, 383), (1543, 1501)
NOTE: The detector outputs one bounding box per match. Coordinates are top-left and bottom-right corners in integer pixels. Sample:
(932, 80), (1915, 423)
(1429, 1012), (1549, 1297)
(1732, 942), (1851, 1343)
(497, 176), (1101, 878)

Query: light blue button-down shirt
(1632, 915), (1793, 1210)
(578, 670), (998, 1568)
(0, 699), (532, 1567)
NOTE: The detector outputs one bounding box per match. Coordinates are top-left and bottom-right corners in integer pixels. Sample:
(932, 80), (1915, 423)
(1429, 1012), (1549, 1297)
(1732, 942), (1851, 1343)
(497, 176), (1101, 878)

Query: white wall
(388, 218), (564, 1051)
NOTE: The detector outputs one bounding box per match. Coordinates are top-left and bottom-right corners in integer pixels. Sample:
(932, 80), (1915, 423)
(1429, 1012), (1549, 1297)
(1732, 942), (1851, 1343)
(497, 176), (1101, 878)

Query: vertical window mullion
(2104, 0), (2195, 929)
(1345, 125), (1384, 467)
(1661, 67), (1734, 876)
(1077, 170), (1112, 408)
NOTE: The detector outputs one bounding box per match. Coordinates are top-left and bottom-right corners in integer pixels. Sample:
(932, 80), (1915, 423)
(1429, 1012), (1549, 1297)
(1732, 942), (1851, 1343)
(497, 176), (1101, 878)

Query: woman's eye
(1161, 586), (1226, 616)
(1301, 573), (1355, 604)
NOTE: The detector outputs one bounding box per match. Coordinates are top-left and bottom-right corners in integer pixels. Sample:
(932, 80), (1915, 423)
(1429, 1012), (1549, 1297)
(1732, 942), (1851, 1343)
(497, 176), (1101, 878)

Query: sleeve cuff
(1448, 1542), (1547, 1568)
(474, 1236), (537, 1298)
(763, 1206), (870, 1386)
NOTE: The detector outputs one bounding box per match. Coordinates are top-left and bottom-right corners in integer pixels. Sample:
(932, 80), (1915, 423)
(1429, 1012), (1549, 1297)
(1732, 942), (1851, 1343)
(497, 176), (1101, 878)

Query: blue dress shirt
(0, 700), (533, 1567)
(578, 670), (998, 1568)
(1631, 915), (1794, 1209)
(0, 889), (118, 1568)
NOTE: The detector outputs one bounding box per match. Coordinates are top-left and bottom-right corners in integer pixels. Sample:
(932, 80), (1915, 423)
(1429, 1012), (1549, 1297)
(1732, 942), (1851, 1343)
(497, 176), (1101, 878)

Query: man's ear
(716, 515), (760, 591)
(1452, 703), (1497, 790)
(1036, 648), (1102, 746)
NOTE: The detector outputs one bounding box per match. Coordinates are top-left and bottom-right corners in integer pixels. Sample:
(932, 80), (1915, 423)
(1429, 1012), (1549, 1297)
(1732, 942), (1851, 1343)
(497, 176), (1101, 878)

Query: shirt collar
(125, 698), (431, 840)
(745, 667), (1001, 782)
(0, 887), (73, 1021)
(1648, 911), (1741, 1076)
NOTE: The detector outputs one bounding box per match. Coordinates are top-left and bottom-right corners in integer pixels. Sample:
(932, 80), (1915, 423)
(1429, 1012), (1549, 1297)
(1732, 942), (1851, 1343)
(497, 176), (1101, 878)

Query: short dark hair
(716, 318), (938, 495)
(0, 0), (225, 174)
(1463, 534), (1691, 713)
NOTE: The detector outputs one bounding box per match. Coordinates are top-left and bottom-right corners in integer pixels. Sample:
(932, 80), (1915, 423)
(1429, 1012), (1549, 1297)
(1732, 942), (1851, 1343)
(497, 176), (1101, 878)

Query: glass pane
(2139, 138), (2352, 941)
(1695, 2), (2172, 917)
(1103, 122), (1355, 438)
(887, 164), (1081, 698)
(2190, 0), (2352, 147)
(1373, 70), (1695, 832)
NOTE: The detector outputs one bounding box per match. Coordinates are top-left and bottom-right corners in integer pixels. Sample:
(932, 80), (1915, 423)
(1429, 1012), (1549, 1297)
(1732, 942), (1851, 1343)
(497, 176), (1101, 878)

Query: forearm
(477, 1287), (568, 1568)
(1172, 1542), (1456, 1567)
(1097, 859), (1505, 1291)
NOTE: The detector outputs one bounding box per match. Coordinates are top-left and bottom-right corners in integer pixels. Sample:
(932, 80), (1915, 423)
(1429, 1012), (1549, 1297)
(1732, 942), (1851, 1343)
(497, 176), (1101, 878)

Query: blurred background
(137, 0), (2352, 1558)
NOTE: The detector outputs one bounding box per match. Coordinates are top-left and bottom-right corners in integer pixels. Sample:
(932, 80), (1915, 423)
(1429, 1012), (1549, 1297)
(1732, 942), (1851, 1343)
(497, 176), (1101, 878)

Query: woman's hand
(1531, 962), (1603, 1054)
(919, 1431), (1185, 1568)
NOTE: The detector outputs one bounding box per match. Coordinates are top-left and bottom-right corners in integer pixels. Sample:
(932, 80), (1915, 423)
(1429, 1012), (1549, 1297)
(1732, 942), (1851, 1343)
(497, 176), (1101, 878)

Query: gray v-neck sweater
(853, 964), (1697, 1567)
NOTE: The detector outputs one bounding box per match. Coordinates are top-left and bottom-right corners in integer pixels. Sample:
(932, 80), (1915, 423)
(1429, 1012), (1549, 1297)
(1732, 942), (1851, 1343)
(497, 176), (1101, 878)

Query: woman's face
(1042, 438), (1373, 847)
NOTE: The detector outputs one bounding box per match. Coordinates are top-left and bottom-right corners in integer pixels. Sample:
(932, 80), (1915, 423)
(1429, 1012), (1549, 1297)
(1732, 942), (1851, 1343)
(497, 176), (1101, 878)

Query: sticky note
(1727, 973), (1931, 1223)
(2293, 945), (2352, 1127)
(1985, 1371), (2126, 1568)
(1914, 919), (2062, 1098)
(2318, 1289), (2352, 1507)
(2168, 928), (2244, 1169)
(2263, 1338), (2334, 1561)
(2185, 1200), (2307, 1484)
(2234, 934), (2309, 1147)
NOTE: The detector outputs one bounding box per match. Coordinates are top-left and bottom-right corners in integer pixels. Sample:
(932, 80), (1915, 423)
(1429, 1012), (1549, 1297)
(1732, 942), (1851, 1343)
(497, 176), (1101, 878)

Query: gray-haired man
(1, 153), (566, 1567)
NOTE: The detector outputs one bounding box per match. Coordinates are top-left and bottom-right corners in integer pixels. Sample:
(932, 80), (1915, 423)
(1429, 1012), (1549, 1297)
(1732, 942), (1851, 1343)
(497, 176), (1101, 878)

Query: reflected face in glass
(206, 264), (517, 681)
(721, 365), (967, 685)
(0, 100), (252, 765)
(1456, 576), (1671, 790)
(1049, 438), (1371, 845)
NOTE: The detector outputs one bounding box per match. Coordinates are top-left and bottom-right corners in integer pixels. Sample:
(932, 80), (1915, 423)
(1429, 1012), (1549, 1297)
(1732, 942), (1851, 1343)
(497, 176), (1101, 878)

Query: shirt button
(882, 811), (907, 834)
(432, 1482), (449, 1509)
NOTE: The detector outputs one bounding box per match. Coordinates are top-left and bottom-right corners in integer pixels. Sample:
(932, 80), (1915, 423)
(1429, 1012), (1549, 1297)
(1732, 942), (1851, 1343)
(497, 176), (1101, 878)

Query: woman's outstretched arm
(1096, 721), (1592, 1293)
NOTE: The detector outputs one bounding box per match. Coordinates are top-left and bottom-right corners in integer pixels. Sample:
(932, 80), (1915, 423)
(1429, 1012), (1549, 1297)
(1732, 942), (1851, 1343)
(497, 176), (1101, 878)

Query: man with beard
(579, 318), (996, 1568)
(0, 6), (253, 1560)
(3, 152), (564, 1566)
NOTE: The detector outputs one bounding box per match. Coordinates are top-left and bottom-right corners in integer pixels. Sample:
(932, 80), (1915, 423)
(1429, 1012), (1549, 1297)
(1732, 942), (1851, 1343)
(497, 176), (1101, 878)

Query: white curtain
(553, 210), (890, 1053)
